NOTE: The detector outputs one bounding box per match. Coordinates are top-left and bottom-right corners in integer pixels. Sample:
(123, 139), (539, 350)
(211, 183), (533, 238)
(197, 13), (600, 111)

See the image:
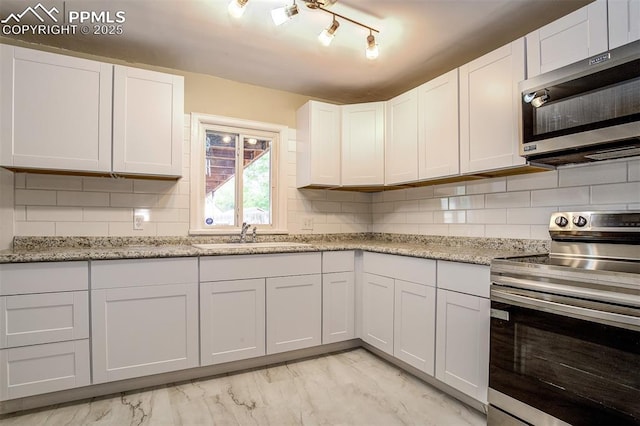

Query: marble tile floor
(1, 348), (487, 426)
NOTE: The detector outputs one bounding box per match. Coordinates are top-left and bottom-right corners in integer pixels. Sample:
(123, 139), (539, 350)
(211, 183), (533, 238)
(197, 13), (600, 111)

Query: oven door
(489, 286), (640, 425)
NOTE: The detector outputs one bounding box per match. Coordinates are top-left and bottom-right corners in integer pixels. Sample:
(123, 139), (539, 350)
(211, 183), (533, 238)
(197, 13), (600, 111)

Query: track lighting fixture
(524, 89), (550, 108)
(227, 0), (248, 18)
(271, 2), (299, 26)
(366, 31), (379, 60)
(318, 17), (339, 46)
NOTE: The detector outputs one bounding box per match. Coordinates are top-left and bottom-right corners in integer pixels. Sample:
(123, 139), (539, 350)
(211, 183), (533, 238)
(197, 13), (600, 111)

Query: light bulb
(366, 34), (379, 60)
(228, 0), (247, 18)
(318, 19), (339, 46)
(271, 4), (298, 26)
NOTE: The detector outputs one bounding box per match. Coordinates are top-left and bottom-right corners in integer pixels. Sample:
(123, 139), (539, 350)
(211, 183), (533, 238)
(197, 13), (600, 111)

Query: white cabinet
(417, 69), (460, 180)
(113, 66), (184, 177)
(0, 45), (183, 178)
(526, 0), (608, 77)
(608, 0), (640, 49)
(322, 251), (356, 344)
(266, 274), (322, 354)
(394, 280), (436, 375)
(459, 38), (526, 174)
(385, 89), (418, 185)
(0, 45), (112, 172)
(296, 101), (341, 187)
(91, 258), (199, 384)
(342, 102), (385, 186)
(0, 261), (90, 401)
(435, 260), (490, 403)
(200, 279), (265, 365)
(361, 272), (395, 355)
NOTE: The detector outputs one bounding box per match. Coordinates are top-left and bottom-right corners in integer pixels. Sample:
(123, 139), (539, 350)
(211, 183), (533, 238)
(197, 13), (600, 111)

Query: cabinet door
(0, 45), (112, 172)
(385, 90), (418, 184)
(361, 273), (394, 355)
(200, 279), (265, 366)
(0, 291), (88, 348)
(322, 271), (355, 344)
(608, 0), (640, 49)
(459, 38), (526, 174)
(435, 289), (490, 403)
(526, 0), (608, 77)
(418, 70), (460, 180)
(113, 66), (184, 177)
(394, 280), (436, 375)
(92, 283), (199, 383)
(341, 102), (385, 186)
(0, 340), (89, 401)
(266, 274), (321, 354)
(296, 101), (341, 187)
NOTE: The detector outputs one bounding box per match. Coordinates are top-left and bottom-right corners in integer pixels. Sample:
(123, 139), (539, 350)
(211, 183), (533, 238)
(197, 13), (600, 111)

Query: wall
(370, 159), (640, 239)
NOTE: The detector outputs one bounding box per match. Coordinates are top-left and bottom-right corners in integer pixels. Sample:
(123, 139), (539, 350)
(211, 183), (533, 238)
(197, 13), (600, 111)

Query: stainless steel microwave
(519, 40), (640, 167)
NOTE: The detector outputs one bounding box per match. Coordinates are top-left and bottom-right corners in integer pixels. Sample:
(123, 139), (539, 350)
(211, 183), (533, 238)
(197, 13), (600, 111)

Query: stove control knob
(554, 216), (569, 227)
(573, 215), (588, 227)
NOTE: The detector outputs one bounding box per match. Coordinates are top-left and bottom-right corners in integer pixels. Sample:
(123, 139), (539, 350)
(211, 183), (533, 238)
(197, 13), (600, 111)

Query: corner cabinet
(0, 45), (112, 172)
(113, 66), (184, 177)
(459, 38), (526, 174)
(342, 102), (385, 186)
(322, 251), (356, 344)
(385, 89), (418, 185)
(0, 45), (183, 178)
(296, 101), (341, 187)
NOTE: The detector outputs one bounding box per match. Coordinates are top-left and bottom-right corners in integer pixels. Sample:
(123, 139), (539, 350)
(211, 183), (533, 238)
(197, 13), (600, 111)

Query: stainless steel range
(488, 211), (640, 425)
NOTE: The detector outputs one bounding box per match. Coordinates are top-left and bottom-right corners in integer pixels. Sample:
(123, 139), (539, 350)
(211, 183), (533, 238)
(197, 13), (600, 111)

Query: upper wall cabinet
(526, 0), (608, 77)
(417, 69), (459, 180)
(385, 89), (418, 185)
(0, 45), (184, 178)
(296, 101), (341, 187)
(608, 0), (640, 49)
(0, 45), (113, 172)
(459, 38), (526, 174)
(113, 66), (184, 177)
(342, 102), (385, 186)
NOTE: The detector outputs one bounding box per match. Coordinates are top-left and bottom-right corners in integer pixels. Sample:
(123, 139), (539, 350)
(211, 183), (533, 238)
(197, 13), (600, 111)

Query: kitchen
(0, 0), (639, 424)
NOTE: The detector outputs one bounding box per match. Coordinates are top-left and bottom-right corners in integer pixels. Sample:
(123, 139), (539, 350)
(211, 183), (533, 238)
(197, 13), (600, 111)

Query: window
(190, 114), (288, 234)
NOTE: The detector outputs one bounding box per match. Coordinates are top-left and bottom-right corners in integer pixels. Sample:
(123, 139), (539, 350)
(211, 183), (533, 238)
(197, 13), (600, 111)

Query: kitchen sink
(192, 242), (313, 249)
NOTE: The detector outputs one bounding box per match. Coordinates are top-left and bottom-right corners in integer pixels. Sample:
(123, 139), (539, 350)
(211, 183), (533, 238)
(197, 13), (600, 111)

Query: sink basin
(192, 242), (312, 249)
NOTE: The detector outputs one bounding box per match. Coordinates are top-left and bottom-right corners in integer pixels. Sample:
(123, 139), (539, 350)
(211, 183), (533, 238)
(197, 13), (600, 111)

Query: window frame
(189, 113), (288, 235)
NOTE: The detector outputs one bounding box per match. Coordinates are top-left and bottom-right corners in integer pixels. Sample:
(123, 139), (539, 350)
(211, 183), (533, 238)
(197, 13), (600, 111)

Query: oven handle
(491, 288), (640, 332)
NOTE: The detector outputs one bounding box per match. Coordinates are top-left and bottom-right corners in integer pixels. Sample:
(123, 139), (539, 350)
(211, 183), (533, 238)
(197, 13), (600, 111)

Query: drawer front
(363, 252), (436, 286)
(91, 257), (198, 289)
(0, 339), (90, 401)
(322, 251), (355, 273)
(437, 260), (490, 298)
(200, 253), (321, 282)
(0, 262), (88, 295)
(0, 291), (89, 349)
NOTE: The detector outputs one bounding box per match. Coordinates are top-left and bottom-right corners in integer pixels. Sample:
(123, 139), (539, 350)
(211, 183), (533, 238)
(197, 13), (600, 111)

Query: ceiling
(0, 0), (592, 103)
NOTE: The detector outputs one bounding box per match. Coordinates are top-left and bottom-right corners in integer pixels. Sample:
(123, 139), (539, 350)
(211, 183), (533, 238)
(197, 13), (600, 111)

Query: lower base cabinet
(266, 274), (321, 354)
(435, 289), (490, 402)
(361, 272), (395, 355)
(322, 271), (355, 344)
(200, 279), (265, 365)
(0, 340), (90, 401)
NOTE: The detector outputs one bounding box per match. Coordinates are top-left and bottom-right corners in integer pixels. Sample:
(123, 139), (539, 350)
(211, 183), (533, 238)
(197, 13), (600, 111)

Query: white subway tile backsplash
(110, 193), (158, 208)
(466, 209), (506, 224)
(26, 206), (83, 222)
(449, 224), (485, 237)
(372, 202), (395, 214)
(559, 162), (627, 187)
(531, 187), (590, 207)
(383, 213), (407, 224)
(419, 198), (449, 211)
(433, 183), (465, 197)
(485, 225), (530, 239)
(14, 173), (26, 189)
(352, 192), (373, 203)
(507, 170), (557, 191)
(83, 177), (133, 192)
(298, 189), (327, 201)
(531, 225), (551, 240)
(466, 178), (506, 194)
(449, 195), (484, 210)
(591, 182), (640, 204)
(55, 222), (109, 236)
(434, 211), (466, 224)
(57, 191), (109, 207)
(419, 224), (449, 236)
(83, 207), (132, 222)
(157, 194), (190, 209)
(26, 174), (82, 191)
(15, 189), (57, 206)
(485, 191), (530, 208)
(313, 201), (342, 213)
(341, 202), (370, 214)
(313, 223), (342, 233)
(394, 200), (420, 212)
(326, 191), (356, 202)
(405, 186), (434, 200)
(14, 221), (55, 236)
(133, 180), (179, 194)
(156, 222), (189, 236)
(507, 207), (557, 225)
(109, 222), (158, 236)
(406, 212), (434, 224)
(382, 190), (407, 202)
(14, 206), (26, 221)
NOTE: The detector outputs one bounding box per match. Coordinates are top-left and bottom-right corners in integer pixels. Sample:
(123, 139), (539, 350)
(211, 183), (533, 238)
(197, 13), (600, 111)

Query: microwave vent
(584, 146), (640, 161)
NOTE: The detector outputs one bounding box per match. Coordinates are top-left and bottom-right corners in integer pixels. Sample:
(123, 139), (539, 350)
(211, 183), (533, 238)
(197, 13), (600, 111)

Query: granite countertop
(0, 234), (549, 265)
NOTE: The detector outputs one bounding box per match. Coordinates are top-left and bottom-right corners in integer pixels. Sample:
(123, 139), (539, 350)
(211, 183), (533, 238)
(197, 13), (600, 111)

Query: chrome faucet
(239, 222), (251, 243)
(251, 226), (257, 242)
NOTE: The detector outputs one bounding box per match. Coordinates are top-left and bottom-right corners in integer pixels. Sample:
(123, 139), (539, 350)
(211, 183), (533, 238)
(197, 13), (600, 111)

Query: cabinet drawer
(322, 251), (355, 273)
(0, 339), (90, 401)
(363, 252), (435, 286)
(200, 253), (321, 282)
(91, 257), (198, 289)
(0, 262), (88, 295)
(437, 261), (490, 298)
(1, 291), (88, 349)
